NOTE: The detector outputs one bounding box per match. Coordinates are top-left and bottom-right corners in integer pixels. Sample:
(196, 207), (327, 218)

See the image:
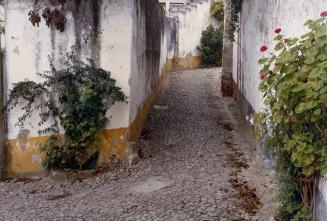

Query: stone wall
(232, 0), (327, 219)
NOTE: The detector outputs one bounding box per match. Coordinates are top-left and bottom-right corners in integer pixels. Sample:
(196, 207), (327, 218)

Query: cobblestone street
(0, 68), (276, 221)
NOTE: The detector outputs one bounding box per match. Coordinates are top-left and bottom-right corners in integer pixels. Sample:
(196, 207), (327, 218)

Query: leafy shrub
(197, 25), (223, 66)
(258, 14), (327, 220)
(7, 50), (127, 170)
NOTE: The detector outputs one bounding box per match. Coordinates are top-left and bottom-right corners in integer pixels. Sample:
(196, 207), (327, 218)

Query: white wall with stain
(3, 0), (216, 176)
(5, 0), (132, 140)
(170, 0), (217, 59)
(233, 0), (326, 113)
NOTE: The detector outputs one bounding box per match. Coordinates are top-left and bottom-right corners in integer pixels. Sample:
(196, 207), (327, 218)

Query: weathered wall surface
(233, 0), (326, 113)
(159, 0), (188, 14)
(3, 0), (215, 177)
(170, 0), (217, 69)
(4, 0), (134, 176)
(232, 0), (327, 219)
(129, 0), (167, 141)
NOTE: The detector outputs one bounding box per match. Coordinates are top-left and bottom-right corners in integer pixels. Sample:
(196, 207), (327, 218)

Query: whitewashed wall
(232, 1), (327, 219)
(129, 0), (216, 123)
(5, 0), (213, 141)
(3, 0), (215, 176)
(5, 0), (133, 140)
(129, 0), (168, 124)
(233, 0), (326, 113)
(159, 0), (188, 14)
(171, 0), (216, 58)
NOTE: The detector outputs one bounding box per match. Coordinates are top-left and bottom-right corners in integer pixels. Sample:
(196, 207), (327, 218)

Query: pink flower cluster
(259, 28), (282, 52)
(259, 11), (327, 80)
(321, 11), (327, 17)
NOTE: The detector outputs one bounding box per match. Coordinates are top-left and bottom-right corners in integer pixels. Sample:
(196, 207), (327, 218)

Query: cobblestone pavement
(0, 68), (276, 221)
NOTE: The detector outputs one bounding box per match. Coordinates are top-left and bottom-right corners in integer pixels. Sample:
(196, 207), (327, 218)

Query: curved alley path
(0, 68), (276, 221)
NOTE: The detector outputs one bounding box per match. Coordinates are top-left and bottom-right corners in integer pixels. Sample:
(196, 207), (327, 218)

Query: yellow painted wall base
(3, 56), (202, 177)
(4, 128), (129, 177)
(169, 55), (203, 71)
(129, 69), (167, 142)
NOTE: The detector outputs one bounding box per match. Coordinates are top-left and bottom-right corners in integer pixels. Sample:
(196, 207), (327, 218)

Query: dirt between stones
(222, 128), (262, 217)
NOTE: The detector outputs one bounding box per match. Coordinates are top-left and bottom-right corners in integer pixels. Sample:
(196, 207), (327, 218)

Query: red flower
(320, 11), (327, 17)
(275, 63), (280, 67)
(260, 45), (268, 52)
(260, 74), (266, 80)
(274, 28), (282, 34)
(269, 71), (276, 76)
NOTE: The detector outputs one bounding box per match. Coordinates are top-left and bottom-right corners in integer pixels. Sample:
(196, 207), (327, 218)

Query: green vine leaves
(211, 0), (224, 23)
(259, 16), (327, 177)
(230, 0), (243, 40)
(7, 54), (127, 170)
(258, 13), (327, 220)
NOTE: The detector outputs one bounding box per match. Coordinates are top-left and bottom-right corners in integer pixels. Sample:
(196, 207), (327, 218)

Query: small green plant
(7, 48), (127, 170)
(211, 0), (224, 23)
(197, 25), (223, 66)
(258, 12), (327, 221)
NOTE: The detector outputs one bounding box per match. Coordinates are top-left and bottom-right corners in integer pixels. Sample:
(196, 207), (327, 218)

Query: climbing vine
(7, 48), (127, 170)
(230, 0), (243, 39)
(258, 12), (327, 220)
(211, 0), (224, 23)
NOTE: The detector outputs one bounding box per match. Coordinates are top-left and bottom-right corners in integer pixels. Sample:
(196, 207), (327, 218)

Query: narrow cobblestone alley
(0, 68), (276, 221)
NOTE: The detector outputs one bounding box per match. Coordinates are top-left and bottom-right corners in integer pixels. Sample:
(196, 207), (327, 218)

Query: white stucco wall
(233, 1), (327, 219)
(171, 0), (216, 58)
(129, 0), (215, 125)
(5, 0), (133, 140)
(130, 0), (169, 124)
(159, 0), (188, 14)
(233, 0), (326, 113)
(5, 0), (212, 141)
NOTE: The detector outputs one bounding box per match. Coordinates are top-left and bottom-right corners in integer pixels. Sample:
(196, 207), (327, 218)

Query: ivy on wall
(211, 0), (224, 23)
(258, 12), (327, 221)
(230, 0), (243, 39)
